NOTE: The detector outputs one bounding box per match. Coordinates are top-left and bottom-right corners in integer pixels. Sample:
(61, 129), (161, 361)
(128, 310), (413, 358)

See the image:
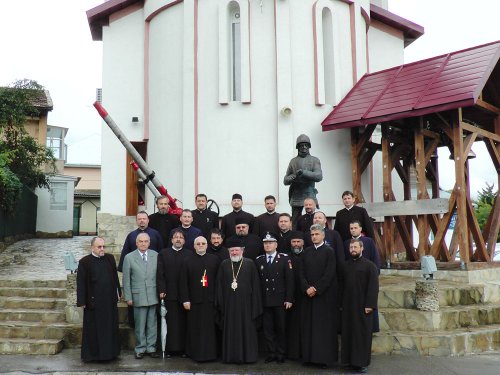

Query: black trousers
(263, 306), (286, 357)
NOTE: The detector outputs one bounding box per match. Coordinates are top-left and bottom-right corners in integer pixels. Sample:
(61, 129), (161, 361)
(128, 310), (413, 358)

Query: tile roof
(322, 41), (500, 131)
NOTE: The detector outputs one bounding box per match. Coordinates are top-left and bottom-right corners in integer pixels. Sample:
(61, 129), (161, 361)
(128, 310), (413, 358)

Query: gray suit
(123, 250), (159, 354)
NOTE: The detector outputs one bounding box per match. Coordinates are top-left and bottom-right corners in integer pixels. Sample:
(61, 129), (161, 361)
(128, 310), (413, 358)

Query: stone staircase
(374, 274), (500, 355)
(0, 279), (68, 354)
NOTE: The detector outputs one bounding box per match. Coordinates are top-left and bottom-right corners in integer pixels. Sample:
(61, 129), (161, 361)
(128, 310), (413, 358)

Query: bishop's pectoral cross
(201, 270), (208, 287)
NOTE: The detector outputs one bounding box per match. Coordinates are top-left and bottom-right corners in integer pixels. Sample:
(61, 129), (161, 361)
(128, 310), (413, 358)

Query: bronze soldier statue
(283, 134), (323, 229)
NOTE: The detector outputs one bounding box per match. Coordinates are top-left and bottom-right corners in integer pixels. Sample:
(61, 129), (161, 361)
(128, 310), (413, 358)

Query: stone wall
(97, 213), (136, 256)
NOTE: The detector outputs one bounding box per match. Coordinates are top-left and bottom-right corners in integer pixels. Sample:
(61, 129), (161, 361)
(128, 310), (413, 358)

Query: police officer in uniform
(255, 232), (295, 364)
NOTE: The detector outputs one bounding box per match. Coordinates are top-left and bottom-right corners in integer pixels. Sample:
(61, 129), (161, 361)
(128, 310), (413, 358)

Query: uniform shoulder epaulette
(278, 252), (289, 257)
(256, 254), (265, 259)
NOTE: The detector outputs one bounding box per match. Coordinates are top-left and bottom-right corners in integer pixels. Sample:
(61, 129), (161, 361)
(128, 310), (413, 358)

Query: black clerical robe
(278, 230), (293, 254)
(77, 254), (120, 362)
(300, 243), (338, 367)
(157, 247), (193, 352)
(334, 205), (375, 241)
(341, 257), (379, 368)
(179, 253), (219, 362)
(149, 212), (180, 248)
(286, 251), (304, 360)
(296, 212), (314, 232)
(216, 258), (263, 363)
(254, 212), (280, 238)
(191, 208), (219, 239)
(221, 210), (255, 239)
(207, 245), (229, 263)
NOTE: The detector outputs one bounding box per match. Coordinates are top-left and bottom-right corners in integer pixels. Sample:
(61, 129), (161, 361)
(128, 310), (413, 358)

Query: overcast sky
(0, 0), (498, 195)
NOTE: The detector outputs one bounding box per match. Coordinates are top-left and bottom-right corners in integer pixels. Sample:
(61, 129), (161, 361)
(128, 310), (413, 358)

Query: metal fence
(0, 185), (37, 241)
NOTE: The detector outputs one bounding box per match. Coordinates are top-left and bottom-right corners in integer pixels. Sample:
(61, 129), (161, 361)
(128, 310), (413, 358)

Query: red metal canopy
(322, 41), (500, 131)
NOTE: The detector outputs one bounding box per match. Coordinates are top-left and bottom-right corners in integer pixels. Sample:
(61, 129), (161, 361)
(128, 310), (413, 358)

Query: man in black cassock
(286, 231), (305, 360)
(254, 195), (280, 237)
(334, 191), (375, 241)
(220, 193), (255, 239)
(341, 239), (379, 373)
(179, 236), (219, 362)
(296, 198), (317, 232)
(207, 228), (229, 262)
(77, 237), (120, 362)
(191, 193), (219, 239)
(157, 229), (193, 356)
(149, 195), (181, 248)
(305, 211), (345, 267)
(277, 213), (293, 254)
(300, 224), (339, 368)
(225, 217), (263, 260)
(216, 237), (263, 364)
(343, 220), (381, 271)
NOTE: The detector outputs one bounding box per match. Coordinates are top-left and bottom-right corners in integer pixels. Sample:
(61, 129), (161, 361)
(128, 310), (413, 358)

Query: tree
(474, 182), (499, 243)
(0, 79), (56, 213)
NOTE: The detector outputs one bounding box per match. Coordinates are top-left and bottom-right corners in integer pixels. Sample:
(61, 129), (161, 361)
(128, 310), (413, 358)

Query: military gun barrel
(130, 161), (161, 199)
(93, 101), (168, 196)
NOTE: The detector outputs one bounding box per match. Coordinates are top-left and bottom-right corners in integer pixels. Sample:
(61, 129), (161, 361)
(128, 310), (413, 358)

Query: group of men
(76, 190), (380, 373)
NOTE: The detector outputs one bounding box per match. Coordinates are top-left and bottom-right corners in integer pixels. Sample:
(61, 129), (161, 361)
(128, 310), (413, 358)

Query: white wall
(36, 176), (77, 233)
(368, 19), (404, 72)
(99, 0), (408, 217)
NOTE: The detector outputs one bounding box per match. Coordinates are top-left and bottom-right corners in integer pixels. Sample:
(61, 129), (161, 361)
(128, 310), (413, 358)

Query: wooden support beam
(360, 147), (377, 175)
(415, 118), (429, 257)
(394, 161), (408, 183)
(462, 133), (478, 163)
(461, 121), (500, 143)
(354, 124), (377, 155)
(430, 190), (457, 259)
(484, 138), (500, 172)
(453, 110), (470, 262)
(381, 124), (394, 262)
(423, 138), (439, 166)
(465, 195), (490, 261)
(476, 98), (500, 115)
(351, 128), (363, 201)
(482, 196), (500, 259)
(394, 216), (418, 261)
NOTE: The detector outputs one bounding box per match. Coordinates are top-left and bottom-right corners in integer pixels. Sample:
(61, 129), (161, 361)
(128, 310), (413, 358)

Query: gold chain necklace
(231, 259), (243, 291)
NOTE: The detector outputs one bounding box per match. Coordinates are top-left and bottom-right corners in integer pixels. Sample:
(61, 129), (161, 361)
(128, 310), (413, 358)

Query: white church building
(87, 0), (423, 217)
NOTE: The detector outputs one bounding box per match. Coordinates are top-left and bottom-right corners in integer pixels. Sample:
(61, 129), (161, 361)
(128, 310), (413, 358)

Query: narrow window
(322, 7), (335, 104)
(229, 2), (241, 101)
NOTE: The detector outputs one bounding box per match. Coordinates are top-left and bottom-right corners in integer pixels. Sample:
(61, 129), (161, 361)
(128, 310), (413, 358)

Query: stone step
(0, 337), (63, 355)
(0, 309), (66, 323)
(0, 287), (66, 298)
(379, 282), (484, 308)
(380, 303), (500, 332)
(0, 321), (68, 340)
(0, 279), (66, 288)
(64, 324), (135, 349)
(373, 324), (500, 356)
(0, 296), (66, 310)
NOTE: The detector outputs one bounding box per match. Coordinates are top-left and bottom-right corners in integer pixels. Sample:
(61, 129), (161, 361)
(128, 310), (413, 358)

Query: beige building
(64, 164), (101, 235)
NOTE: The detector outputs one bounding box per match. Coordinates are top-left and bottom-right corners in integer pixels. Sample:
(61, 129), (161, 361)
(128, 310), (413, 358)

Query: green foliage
(0, 79), (56, 213)
(474, 182), (499, 242)
(0, 153), (23, 214)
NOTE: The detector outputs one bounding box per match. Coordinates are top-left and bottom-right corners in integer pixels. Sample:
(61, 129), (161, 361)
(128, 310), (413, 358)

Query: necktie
(268, 255), (272, 265)
(142, 253), (147, 262)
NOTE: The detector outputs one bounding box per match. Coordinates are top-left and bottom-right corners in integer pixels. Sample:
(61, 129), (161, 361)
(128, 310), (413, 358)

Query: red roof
(322, 41), (500, 131)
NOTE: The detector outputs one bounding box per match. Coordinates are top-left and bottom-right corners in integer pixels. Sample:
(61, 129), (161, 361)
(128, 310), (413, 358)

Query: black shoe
(360, 367), (368, 373)
(265, 355), (276, 363)
(148, 352), (160, 358)
(134, 352), (144, 359)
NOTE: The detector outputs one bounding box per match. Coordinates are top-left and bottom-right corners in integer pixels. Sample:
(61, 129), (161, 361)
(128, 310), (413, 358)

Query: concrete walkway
(1, 237), (500, 374)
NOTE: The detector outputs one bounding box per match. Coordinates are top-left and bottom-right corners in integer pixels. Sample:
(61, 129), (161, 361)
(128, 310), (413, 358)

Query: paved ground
(1, 237), (500, 374)
(0, 237), (90, 280)
(1, 348), (500, 374)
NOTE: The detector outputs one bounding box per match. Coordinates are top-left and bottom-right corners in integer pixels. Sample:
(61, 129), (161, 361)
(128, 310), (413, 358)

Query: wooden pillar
(381, 124), (394, 262)
(351, 127), (362, 200)
(415, 118), (429, 257)
(452, 109), (470, 262)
